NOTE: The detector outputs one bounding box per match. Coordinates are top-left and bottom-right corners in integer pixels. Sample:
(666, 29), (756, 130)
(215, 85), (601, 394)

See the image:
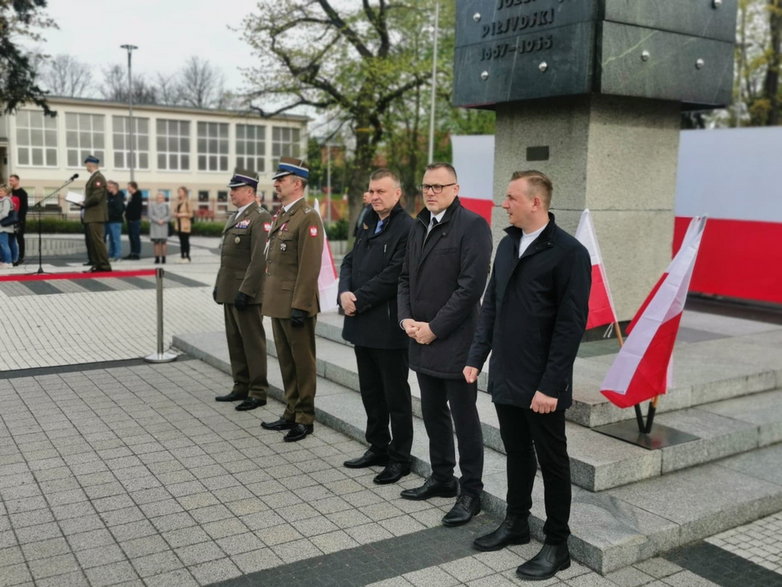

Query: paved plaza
(1, 236), (781, 586)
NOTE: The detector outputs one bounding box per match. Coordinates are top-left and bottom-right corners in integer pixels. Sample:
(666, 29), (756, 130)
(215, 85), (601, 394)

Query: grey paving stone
(162, 526), (211, 549)
(0, 562), (33, 586)
(66, 528), (115, 551)
(34, 570), (90, 587)
(28, 552), (80, 580)
(271, 537), (324, 564)
(188, 557), (243, 584)
(174, 540), (226, 566)
(439, 556), (496, 582)
(120, 534), (169, 558)
(84, 560), (140, 586)
(130, 550), (183, 578)
(14, 522), (62, 544)
(201, 517), (249, 540)
(141, 568), (198, 587)
(58, 513), (107, 536)
(634, 557), (683, 579)
(310, 529), (360, 554)
(109, 520), (158, 542)
(74, 543), (127, 569)
(231, 547), (285, 573)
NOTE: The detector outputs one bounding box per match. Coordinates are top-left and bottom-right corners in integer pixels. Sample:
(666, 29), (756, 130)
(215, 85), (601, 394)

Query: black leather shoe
(400, 476), (458, 501)
(473, 515), (530, 551)
(284, 423), (313, 442)
(261, 417), (295, 431)
(516, 543), (570, 581)
(344, 450), (389, 469)
(235, 398), (267, 411)
(373, 462), (411, 485)
(215, 391), (247, 402)
(442, 493), (481, 526)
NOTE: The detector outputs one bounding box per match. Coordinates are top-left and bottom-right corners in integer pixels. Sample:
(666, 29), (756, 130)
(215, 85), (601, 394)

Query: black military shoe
(215, 391), (247, 402)
(516, 543), (570, 581)
(344, 450), (389, 469)
(373, 463), (411, 485)
(473, 515), (530, 551)
(442, 493), (481, 526)
(283, 423), (314, 442)
(261, 418), (295, 431)
(400, 476), (458, 501)
(235, 398), (267, 411)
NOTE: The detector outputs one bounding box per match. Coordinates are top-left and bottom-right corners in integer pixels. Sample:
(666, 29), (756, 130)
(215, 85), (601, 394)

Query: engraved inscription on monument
(453, 0), (737, 109)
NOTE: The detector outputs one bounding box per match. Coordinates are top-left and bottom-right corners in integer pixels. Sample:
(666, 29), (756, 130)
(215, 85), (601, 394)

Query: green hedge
(29, 217), (226, 237)
(325, 218), (349, 241)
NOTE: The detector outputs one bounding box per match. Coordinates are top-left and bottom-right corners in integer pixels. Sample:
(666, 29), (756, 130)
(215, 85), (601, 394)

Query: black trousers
(495, 403), (571, 545)
(354, 346), (413, 464)
(417, 372), (483, 497)
(178, 232), (190, 258)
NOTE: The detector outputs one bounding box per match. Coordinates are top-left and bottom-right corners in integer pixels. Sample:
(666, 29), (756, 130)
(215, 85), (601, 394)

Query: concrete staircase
(173, 308), (782, 574)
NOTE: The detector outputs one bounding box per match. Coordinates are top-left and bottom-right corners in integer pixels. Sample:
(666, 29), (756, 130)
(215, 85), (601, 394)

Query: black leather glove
(291, 308), (307, 327)
(213, 288), (218, 303)
(234, 291), (251, 311)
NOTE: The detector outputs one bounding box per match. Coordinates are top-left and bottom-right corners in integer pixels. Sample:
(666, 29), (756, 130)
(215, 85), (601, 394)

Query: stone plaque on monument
(454, 0), (737, 109)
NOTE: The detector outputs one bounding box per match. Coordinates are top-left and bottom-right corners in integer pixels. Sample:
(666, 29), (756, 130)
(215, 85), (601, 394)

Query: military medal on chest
(234, 236), (241, 244)
(280, 242), (287, 252)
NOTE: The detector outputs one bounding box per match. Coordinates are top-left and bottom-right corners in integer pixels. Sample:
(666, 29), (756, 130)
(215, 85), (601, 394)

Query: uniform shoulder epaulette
(303, 206), (313, 214)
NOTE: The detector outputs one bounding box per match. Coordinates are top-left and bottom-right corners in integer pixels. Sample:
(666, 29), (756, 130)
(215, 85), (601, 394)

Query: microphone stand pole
(31, 176), (78, 275)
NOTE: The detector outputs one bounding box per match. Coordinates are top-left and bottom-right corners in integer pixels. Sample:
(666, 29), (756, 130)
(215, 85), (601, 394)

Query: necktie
(374, 219), (384, 234)
(428, 216), (439, 234)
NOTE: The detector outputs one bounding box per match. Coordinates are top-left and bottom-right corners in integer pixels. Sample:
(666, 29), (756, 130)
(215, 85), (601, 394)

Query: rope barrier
(0, 268), (176, 363)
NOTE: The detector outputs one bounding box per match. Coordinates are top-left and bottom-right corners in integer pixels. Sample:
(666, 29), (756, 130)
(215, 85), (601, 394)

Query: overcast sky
(33, 0), (258, 92)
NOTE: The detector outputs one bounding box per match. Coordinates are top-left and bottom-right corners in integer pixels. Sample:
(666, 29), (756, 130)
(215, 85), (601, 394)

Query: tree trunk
(764, 0), (782, 125)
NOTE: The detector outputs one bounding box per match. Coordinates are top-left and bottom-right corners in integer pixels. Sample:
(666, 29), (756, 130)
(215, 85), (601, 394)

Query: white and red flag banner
(313, 199), (339, 312)
(575, 209), (618, 330)
(600, 216), (707, 408)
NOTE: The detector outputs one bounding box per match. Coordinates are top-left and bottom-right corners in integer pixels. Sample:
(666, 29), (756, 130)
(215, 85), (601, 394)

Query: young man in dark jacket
(339, 169), (415, 485)
(124, 181), (143, 260)
(106, 181), (125, 262)
(464, 170), (590, 581)
(397, 162), (492, 527)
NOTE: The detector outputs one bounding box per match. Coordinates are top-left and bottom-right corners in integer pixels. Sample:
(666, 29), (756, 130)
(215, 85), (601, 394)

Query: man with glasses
(397, 162), (492, 526)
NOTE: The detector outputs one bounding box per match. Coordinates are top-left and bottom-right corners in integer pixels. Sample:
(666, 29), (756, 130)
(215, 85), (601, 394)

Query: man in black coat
(398, 162), (492, 527)
(465, 170), (590, 581)
(339, 169), (415, 485)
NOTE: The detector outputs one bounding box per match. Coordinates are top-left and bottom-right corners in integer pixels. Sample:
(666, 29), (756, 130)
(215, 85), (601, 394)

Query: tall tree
(100, 64), (157, 104)
(0, 0), (54, 115)
(40, 54), (93, 97)
(242, 0), (433, 221)
(178, 56), (225, 109)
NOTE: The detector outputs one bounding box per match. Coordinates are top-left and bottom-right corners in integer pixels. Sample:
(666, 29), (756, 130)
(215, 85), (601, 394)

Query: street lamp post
(427, 1), (440, 164)
(120, 44), (138, 181)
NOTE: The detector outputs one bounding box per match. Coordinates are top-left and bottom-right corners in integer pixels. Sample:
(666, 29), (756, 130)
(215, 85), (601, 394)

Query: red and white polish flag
(575, 209), (618, 330)
(313, 199), (339, 312)
(600, 216), (707, 409)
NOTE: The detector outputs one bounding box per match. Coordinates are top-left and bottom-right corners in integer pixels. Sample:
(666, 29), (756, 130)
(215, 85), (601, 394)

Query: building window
(217, 191), (228, 202)
(15, 110), (58, 167)
(197, 122), (228, 171)
(272, 126), (301, 168)
(236, 124), (265, 173)
(65, 113), (105, 167)
(198, 190), (209, 202)
(112, 116), (149, 170)
(156, 119), (190, 170)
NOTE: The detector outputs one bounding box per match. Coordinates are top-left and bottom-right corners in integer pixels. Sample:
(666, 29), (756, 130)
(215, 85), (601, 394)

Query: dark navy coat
(339, 203), (414, 349)
(467, 214), (590, 410)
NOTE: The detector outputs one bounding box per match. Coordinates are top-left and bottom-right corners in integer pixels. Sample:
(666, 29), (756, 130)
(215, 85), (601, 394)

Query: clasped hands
(402, 319), (436, 345)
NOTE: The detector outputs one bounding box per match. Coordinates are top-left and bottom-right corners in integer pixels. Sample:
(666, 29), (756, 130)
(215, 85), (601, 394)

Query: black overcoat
(466, 214), (591, 410)
(398, 197), (492, 379)
(339, 203), (414, 349)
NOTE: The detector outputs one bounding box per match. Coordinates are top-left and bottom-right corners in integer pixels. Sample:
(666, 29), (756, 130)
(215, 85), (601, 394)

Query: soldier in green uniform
(214, 171), (273, 411)
(260, 158), (324, 442)
(82, 155), (111, 272)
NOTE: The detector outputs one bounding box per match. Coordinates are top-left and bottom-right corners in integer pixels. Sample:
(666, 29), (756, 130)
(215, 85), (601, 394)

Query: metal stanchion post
(144, 268), (177, 363)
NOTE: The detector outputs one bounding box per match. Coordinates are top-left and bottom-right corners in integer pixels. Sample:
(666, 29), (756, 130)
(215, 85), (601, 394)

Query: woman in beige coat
(174, 186), (193, 262)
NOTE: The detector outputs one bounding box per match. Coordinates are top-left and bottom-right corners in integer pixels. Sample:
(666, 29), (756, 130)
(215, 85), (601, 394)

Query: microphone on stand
(68, 173), (79, 181)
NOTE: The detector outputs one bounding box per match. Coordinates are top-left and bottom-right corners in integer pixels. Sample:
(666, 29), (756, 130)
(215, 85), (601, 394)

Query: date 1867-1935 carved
(480, 35), (553, 61)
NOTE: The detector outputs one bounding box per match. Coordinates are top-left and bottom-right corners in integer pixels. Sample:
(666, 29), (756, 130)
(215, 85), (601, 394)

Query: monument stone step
(315, 310), (782, 428)
(173, 330), (782, 575)
(284, 318), (782, 492)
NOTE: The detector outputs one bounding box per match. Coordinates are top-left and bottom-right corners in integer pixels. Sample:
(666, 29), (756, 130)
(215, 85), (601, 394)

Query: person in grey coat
(148, 192), (171, 264)
(397, 162), (492, 527)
